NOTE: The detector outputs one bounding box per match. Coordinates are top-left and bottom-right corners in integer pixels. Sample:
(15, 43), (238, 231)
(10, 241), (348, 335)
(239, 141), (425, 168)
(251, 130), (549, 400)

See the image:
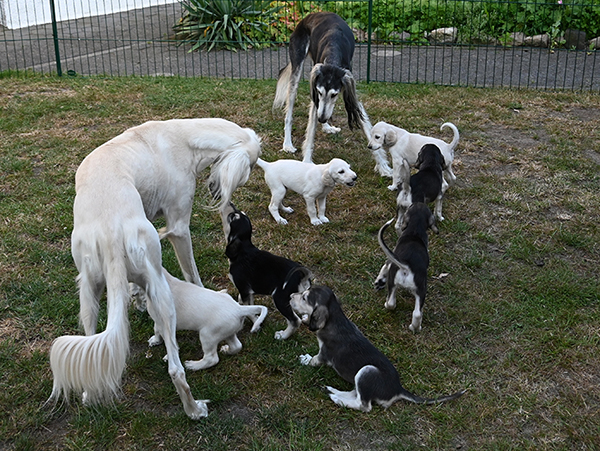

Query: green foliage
(173, 0), (284, 51)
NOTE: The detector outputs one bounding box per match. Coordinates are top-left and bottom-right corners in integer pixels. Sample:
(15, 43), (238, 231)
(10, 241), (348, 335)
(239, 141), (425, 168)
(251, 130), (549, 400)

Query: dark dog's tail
(273, 63), (292, 112)
(283, 266), (313, 293)
(377, 218), (412, 274)
(397, 387), (466, 405)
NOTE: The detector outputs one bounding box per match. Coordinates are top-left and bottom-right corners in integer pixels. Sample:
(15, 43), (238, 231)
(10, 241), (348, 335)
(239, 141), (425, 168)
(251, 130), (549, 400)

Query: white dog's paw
(220, 344), (230, 354)
(322, 123), (341, 134)
(318, 216), (330, 224)
(148, 335), (163, 347)
(276, 218), (289, 225)
(299, 354), (313, 365)
(384, 300), (396, 310)
(375, 164), (393, 178)
(282, 206), (294, 214)
(311, 218), (324, 226)
(282, 144), (297, 153)
(186, 400), (210, 420)
(387, 184), (398, 191)
(274, 328), (293, 340)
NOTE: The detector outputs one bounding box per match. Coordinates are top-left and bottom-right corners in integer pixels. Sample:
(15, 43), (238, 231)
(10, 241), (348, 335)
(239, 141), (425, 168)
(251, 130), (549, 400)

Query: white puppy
(131, 269), (268, 371)
(256, 157), (357, 225)
(367, 122), (459, 191)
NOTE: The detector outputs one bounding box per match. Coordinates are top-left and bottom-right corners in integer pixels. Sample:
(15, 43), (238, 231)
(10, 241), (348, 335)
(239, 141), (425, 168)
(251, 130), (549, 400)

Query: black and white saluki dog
(273, 12), (380, 167)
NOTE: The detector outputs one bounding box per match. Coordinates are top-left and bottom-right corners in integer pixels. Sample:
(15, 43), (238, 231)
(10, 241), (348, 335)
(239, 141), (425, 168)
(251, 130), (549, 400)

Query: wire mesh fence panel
(0, 0), (598, 90)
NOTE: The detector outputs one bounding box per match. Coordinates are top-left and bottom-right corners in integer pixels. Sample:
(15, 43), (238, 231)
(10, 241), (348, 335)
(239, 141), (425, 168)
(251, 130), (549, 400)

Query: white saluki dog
(273, 12), (382, 169)
(367, 121), (460, 191)
(47, 118), (261, 419)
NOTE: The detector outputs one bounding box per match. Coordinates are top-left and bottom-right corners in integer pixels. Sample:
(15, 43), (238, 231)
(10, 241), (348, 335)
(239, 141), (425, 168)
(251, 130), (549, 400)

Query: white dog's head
(367, 122), (397, 151)
(327, 158), (357, 187)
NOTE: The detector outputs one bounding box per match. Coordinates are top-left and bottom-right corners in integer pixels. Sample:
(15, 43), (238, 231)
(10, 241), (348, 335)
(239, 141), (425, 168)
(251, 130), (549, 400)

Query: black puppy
(396, 143), (447, 229)
(225, 207), (311, 339)
(290, 283), (464, 412)
(374, 202), (438, 332)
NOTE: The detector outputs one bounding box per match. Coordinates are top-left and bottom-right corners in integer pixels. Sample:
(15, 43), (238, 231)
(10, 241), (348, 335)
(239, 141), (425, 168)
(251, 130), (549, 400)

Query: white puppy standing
(256, 157), (357, 225)
(131, 269), (268, 371)
(367, 121), (459, 191)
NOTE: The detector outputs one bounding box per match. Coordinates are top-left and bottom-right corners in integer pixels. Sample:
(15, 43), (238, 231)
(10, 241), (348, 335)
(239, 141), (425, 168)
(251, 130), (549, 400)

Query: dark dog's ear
(341, 70), (365, 130)
(225, 237), (242, 258)
(310, 64), (324, 107)
(384, 129), (397, 147)
(309, 305), (329, 331)
(415, 148), (425, 169)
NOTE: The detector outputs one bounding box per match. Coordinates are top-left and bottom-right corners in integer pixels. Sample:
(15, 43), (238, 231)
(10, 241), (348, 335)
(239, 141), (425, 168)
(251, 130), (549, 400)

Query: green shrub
(173, 0), (284, 51)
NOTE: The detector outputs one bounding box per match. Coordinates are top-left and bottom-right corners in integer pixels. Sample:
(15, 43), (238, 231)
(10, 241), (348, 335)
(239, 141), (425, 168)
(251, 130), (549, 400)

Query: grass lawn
(0, 73), (599, 450)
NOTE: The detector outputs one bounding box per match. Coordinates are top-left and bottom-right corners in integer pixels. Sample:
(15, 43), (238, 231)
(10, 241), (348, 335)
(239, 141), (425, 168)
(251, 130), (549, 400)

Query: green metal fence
(0, 0), (598, 90)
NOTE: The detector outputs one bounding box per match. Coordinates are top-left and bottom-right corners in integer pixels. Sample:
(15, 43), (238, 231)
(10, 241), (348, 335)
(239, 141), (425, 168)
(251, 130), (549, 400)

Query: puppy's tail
(243, 305), (269, 332)
(398, 387), (466, 405)
(377, 219), (412, 274)
(255, 158), (269, 172)
(440, 122), (460, 151)
(273, 63), (292, 112)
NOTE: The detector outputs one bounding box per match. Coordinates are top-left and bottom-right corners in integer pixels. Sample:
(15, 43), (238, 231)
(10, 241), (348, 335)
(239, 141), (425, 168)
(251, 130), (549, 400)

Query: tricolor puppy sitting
(290, 281), (464, 412)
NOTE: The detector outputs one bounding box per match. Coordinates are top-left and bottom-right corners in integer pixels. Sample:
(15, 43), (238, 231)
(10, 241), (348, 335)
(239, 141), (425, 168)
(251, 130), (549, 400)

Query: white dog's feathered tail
(440, 122), (460, 151)
(207, 129), (262, 211)
(273, 63), (292, 112)
(48, 252), (133, 405)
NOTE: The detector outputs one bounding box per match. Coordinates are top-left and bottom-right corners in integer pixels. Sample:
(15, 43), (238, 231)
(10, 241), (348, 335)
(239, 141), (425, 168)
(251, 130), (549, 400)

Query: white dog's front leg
(301, 102), (318, 163)
(316, 196), (329, 224)
(304, 196), (323, 225)
(371, 148), (393, 177)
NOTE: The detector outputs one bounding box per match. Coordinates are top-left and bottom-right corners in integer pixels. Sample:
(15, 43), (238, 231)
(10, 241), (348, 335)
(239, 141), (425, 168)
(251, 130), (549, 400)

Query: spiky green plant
(173, 0), (283, 51)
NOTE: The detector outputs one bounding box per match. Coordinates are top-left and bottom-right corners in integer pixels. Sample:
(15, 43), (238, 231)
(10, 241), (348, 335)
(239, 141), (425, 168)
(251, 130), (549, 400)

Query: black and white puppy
(290, 283), (465, 412)
(225, 207), (312, 339)
(374, 203), (438, 333)
(396, 143), (447, 228)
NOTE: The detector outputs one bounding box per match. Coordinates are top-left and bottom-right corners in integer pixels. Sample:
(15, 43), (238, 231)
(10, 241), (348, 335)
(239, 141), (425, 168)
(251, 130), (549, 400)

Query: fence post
(366, 0), (372, 83)
(49, 0), (62, 76)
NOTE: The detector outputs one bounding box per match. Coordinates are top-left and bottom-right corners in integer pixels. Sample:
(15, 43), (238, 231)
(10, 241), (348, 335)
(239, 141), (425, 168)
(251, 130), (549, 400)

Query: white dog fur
(256, 157), (357, 225)
(130, 269), (268, 371)
(47, 118), (261, 419)
(367, 122), (459, 191)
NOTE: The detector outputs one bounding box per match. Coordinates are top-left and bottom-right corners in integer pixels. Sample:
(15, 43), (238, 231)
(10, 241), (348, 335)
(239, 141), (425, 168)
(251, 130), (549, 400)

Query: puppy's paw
(387, 184), (398, 191)
(282, 144), (297, 153)
(276, 218), (289, 225)
(220, 344), (230, 354)
(318, 216), (330, 224)
(373, 278), (386, 290)
(282, 206), (294, 214)
(148, 335), (163, 347)
(322, 123), (341, 134)
(299, 354), (313, 365)
(384, 300), (396, 310)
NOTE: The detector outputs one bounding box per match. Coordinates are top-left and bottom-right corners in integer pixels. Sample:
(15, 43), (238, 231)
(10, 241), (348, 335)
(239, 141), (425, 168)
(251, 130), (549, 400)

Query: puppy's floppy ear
(384, 129), (397, 147)
(309, 305), (329, 331)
